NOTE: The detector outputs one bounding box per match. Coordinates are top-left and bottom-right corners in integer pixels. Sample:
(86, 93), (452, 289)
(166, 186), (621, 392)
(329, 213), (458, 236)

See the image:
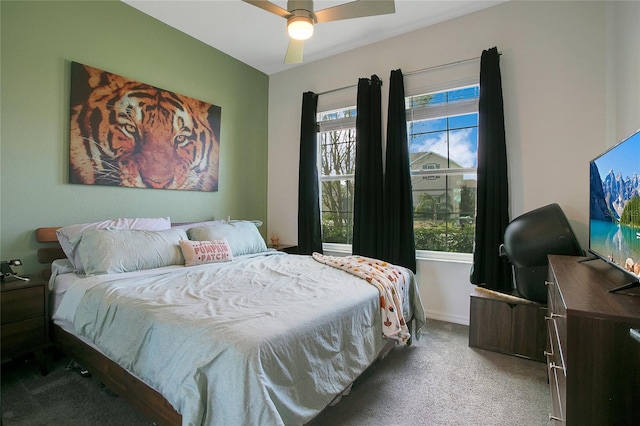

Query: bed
(36, 218), (425, 426)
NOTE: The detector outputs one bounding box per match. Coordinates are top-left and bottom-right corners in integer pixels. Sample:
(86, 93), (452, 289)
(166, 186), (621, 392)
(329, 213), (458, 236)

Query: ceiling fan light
(287, 16), (314, 40)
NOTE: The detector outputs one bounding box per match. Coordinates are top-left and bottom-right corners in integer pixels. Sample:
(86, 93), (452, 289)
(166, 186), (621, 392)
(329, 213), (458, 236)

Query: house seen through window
(317, 84), (479, 254)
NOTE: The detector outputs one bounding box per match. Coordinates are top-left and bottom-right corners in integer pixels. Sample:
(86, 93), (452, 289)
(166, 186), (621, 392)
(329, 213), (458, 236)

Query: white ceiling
(124, 0), (506, 75)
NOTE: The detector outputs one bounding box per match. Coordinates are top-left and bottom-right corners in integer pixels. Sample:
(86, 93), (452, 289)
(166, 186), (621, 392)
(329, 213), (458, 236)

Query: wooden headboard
(35, 227), (66, 279)
(35, 223), (199, 279)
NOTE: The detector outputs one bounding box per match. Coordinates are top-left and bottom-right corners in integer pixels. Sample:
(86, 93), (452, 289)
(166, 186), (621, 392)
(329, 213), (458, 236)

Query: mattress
(49, 252), (423, 425)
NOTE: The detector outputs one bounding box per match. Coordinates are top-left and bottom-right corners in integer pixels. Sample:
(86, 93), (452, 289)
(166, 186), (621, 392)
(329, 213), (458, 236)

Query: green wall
(0, 1), (269, 274)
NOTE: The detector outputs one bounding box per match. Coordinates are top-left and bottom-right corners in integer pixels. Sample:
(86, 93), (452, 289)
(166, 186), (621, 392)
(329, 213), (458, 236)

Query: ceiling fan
(242, 0), (395, 64)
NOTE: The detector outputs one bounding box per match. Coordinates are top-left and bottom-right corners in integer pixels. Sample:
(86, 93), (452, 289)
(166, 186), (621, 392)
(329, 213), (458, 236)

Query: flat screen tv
(588, 128), (640, 293)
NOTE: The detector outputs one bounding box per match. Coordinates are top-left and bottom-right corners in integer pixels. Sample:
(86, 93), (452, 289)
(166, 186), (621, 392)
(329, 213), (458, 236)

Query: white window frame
(408, 81), (479, 263)
(317, 107), (357, 253)
(316, 80), (479, 263)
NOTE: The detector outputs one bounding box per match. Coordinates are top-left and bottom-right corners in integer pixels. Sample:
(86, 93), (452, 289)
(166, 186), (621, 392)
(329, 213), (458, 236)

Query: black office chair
(499, 203), (584, 303)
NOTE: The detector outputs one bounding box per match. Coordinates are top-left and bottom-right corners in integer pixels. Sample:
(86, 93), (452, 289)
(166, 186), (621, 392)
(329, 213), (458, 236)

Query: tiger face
(69, 63), (220, 191)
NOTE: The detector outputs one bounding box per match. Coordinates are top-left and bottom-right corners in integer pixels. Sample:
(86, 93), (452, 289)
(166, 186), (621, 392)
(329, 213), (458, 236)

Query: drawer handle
(545, 280), (555, 286)
(550, 362), (564, 373)
(545, 313), (565, 320)
(549, 414), (564, 421)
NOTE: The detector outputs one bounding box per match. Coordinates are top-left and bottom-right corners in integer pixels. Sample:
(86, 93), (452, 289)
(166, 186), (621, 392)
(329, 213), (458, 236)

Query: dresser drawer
(546, 279), (558, 313)
(1, 285), (44, 323)
(546, 320), (561, 367)
(546, 270), (567, 423)
(550, 315), (566, 371)
(1, 316), (46, 356)
(548, 357), (566, 424)
(546, 279), (566, 318)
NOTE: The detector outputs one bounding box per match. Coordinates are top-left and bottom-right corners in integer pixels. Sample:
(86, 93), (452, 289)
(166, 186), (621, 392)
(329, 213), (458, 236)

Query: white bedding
(50, 252), (424, 426)
(50, 258), (188, 324)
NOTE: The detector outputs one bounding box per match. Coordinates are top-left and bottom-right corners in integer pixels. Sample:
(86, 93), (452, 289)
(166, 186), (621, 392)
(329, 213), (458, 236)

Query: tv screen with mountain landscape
(589, 128), (640, 281)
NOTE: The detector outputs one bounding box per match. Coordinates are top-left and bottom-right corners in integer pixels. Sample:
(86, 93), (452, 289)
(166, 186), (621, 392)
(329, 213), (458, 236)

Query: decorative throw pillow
(187, 221), (267, 256)
(179, 238), (234, 266)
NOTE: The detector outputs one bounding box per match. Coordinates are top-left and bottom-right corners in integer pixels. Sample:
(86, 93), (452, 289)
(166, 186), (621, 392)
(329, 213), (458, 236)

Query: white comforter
(51, 252), (424, 426)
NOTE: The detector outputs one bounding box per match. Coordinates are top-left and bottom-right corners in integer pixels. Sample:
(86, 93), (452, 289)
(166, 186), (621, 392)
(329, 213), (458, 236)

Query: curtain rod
(316, 78), (383, 97)
(316, 52), (500, 96)
(403, 55), (482, 77)
(316, 83), (358, 97)
(403, 51), (500, 76)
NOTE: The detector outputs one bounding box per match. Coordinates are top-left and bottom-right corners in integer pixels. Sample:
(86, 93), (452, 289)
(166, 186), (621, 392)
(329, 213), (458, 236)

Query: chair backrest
(501, 203), (584, 303)
(502, 203), (583, 268)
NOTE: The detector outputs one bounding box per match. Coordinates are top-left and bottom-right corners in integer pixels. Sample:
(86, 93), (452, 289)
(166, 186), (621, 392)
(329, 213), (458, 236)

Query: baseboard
(425, 310), (469, 326)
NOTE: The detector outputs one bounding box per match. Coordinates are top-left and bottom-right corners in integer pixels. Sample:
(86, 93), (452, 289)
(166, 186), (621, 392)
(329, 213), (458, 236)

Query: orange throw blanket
(312, 253), (411, 344)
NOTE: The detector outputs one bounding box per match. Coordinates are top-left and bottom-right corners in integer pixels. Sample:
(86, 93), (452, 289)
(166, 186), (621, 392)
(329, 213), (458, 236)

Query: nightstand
(1, 276), (49, 374)
(271, 244), (298, 254)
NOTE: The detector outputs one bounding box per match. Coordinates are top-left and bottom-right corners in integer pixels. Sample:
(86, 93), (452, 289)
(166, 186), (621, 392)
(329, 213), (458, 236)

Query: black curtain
(384, 69), (416, 273)
(297, 91), (323, 255)
(470, 47), (512, 292)
(352, 75), (384, 258)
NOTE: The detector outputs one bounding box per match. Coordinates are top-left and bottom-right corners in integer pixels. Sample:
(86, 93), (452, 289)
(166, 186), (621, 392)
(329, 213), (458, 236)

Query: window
(318, 107), (357, 244)
(317, 84), (479, 256)
(408, 85), (479, 254)
(423, 163), (440, 180)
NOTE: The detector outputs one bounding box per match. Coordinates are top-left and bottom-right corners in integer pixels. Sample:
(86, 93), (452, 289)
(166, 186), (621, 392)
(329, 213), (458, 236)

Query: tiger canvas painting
(69, 62), (221, 191)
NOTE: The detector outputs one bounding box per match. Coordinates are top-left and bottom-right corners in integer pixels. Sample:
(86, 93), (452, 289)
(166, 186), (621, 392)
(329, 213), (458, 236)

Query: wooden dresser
(546, 255), (640, 424)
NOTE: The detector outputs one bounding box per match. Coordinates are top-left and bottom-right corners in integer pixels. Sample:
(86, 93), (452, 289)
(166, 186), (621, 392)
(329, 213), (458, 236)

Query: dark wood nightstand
(271, 244), (298, 254)
(1, 275), (49, 374)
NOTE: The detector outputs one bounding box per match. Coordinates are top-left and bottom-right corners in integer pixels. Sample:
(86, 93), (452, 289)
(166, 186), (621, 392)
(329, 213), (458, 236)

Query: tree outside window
(318, 108), (356, 244)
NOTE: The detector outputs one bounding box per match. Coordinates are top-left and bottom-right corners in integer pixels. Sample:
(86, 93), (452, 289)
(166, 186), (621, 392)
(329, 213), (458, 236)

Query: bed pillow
(76, 228), (187, 276)
(171, 220), (226, 231)
(179, 238), (233, 266)
(56, 217), (171, 273)
(187, 221), (267, 256)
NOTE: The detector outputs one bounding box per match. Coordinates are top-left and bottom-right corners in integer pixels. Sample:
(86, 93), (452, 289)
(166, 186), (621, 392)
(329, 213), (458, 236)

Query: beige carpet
(1, 320), (550, 425)
(309, 320), (550, 425)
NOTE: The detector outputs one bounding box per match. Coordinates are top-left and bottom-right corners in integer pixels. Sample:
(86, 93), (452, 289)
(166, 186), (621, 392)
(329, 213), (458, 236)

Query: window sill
(322, 243), (352, 255)
(321, 243), (473, 264)
(416, 250), (473, 264)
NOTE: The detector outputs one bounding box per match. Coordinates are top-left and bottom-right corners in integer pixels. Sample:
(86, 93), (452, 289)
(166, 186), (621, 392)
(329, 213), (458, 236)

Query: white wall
(267, 1), (637, 325)
(607, 0), (640, 142)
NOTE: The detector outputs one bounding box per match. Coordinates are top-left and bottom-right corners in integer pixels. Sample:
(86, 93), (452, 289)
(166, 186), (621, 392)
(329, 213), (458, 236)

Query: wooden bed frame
(36, 225), (411, 425)
(36, 227), (182, 425)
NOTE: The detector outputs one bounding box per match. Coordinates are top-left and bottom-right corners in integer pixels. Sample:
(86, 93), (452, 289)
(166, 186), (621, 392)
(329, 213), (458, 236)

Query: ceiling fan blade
(242, 0), (291, 19)
(315, 0), (395, 23)
(284, 39), (304, 64)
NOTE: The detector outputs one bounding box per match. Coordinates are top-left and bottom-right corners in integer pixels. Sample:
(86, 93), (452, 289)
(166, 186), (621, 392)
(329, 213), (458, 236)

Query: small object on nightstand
(271, 235), (280, 247)
(1, 259), (29, 283)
